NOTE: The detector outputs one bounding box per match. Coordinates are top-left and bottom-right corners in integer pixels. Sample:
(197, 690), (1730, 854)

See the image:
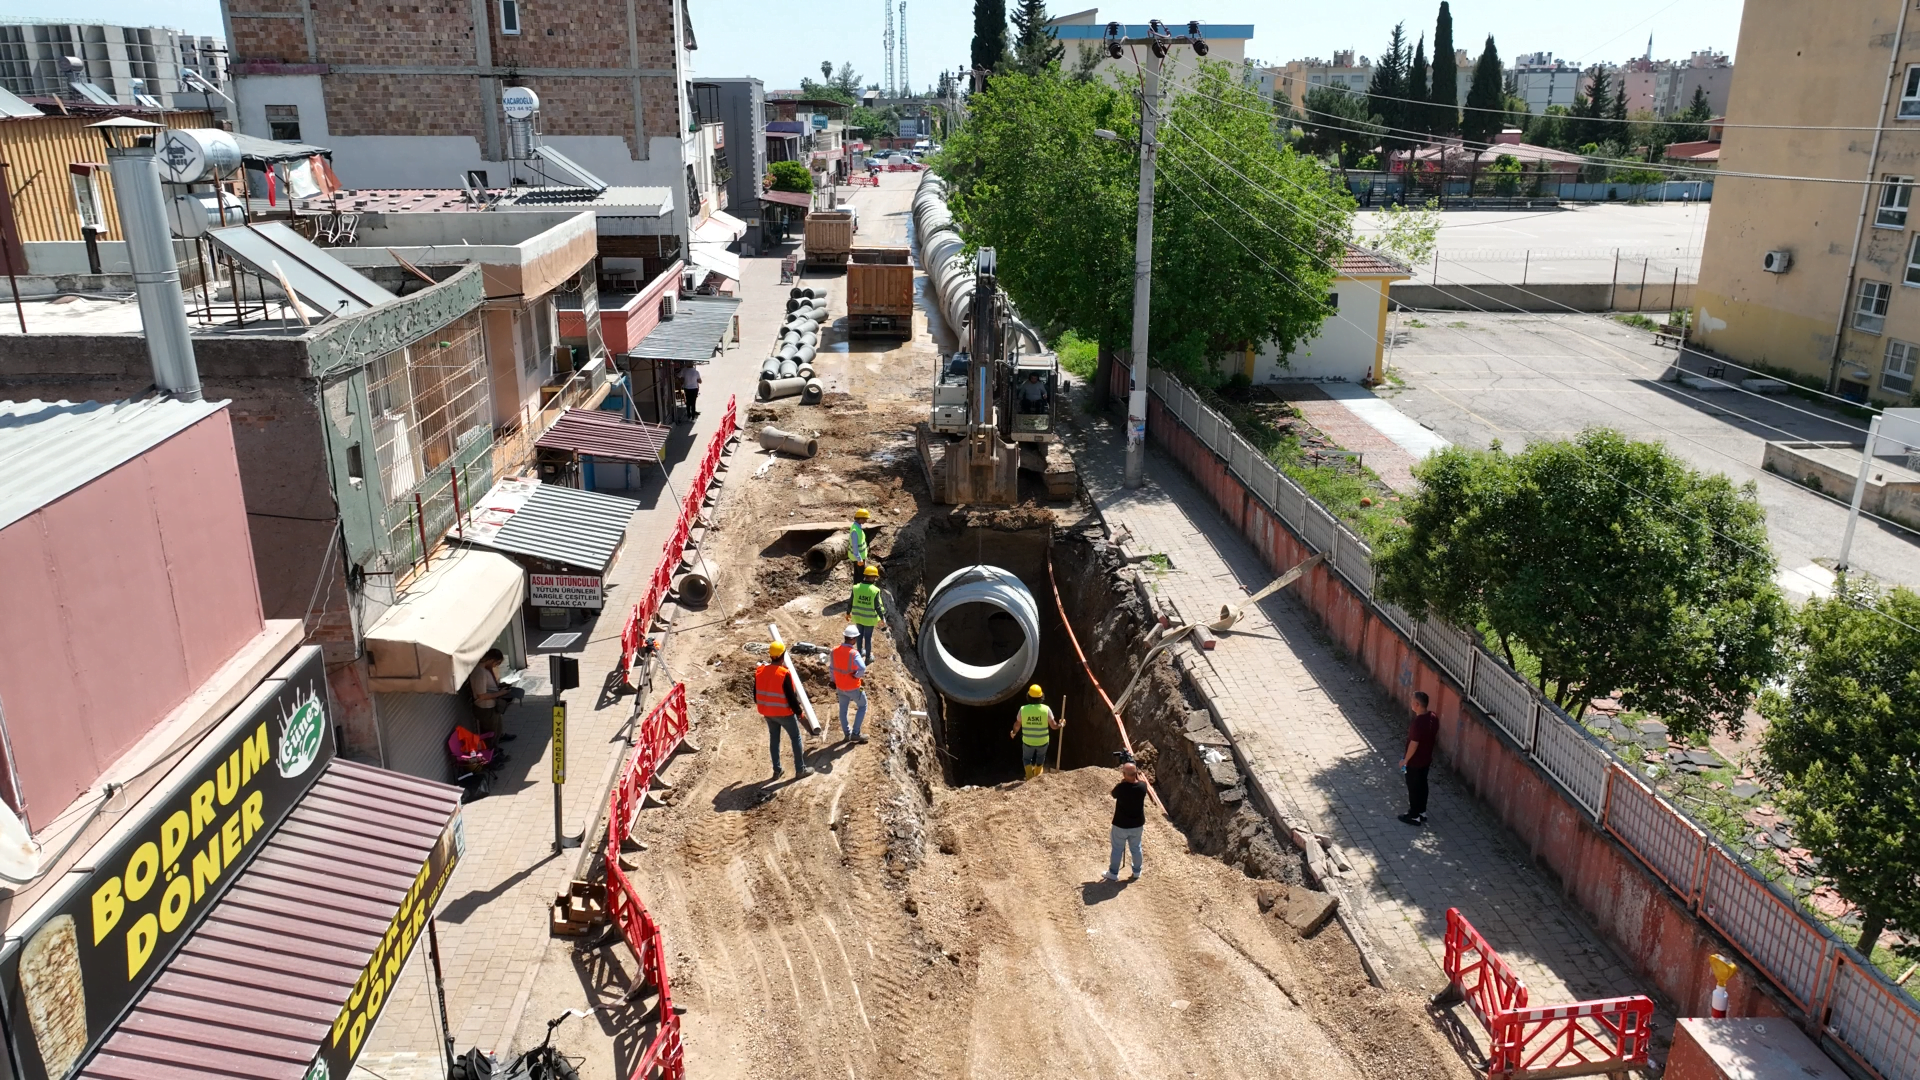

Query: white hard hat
(844, 624), (860, 638)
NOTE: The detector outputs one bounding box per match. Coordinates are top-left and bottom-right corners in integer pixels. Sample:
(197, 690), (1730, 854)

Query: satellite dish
(502, 86), (539, 120)
(166, 193), (211, 239)
(0, 801), (41, 885)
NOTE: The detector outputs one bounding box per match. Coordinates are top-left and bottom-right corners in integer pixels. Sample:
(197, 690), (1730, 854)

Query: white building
(1510, 52), (1586, 116)
(0, 19), (225, 109)
(1248, 249), (1412, 384)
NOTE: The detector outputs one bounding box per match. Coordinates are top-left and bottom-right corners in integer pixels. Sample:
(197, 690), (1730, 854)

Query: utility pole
(1107, 21), (1208, 489)
(898, 2), (909, 99)
(1836, 414), (1883, 575)
(883, 0), (895, 98)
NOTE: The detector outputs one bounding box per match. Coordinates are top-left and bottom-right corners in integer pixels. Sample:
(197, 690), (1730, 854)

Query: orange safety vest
(452, 726), (488, 757)
(754, 663), (794, 717)
(831, 644), (863, 691)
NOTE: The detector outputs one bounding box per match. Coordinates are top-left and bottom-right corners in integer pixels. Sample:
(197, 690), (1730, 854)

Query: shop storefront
(459, 476), (642, 635)
(0, 646), (463, 1080)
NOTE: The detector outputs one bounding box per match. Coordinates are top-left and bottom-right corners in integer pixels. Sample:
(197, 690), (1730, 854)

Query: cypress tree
(1408, 35), (1431, 139)
(1461, 35), (1504, 146)
(1431, 1), (1458, 135)
(1368, 22), (1410, 150)
(1009, 0), (1063, 75)
(971, 0), (1009, 77)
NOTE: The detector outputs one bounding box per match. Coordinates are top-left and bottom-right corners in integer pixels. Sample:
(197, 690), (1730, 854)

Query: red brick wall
(1138, 386), (1796, 1023)
(232, 16), (312, 64)
(326, 73), (484, 140)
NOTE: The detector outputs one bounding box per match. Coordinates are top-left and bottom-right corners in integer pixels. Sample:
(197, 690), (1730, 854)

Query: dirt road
(518, 173), (1472, 1080)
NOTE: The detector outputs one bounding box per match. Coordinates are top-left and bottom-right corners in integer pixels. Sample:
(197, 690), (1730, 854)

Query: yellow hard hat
(1028, 684), (1043, 698)
(854, 508), (872, 520)
(768, 641), (787, 658)
(864, 565), (879, 578)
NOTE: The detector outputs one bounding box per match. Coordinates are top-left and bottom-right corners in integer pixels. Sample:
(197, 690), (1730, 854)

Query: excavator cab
(1003, 354), (1059, 442)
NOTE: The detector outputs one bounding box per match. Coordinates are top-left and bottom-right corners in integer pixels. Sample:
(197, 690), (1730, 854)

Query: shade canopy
(364, 550), (525, 693)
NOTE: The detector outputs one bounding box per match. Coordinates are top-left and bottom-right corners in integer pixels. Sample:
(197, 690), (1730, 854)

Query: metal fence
(1140, 372), (1920, 1075)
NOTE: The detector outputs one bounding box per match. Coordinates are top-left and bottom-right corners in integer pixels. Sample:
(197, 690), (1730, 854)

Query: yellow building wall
(0, 112), (217, 243)
(1691, 0), (1903, 394)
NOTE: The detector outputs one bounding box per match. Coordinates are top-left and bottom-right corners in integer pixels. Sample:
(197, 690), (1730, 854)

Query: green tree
(1609, 79), (1627, 123)
(1407, 36), (1431, 141)
(1368, 198), (1440, 265)
(1485, 152), (1522, 194)
(1009, 0), (1062, 75)
(1461, 35), (1505, 145)
(1299, 83), (1383, 168)
(1525, 105), (1572, 149)
(799, 78), (856, 104)
(1567, 65), (1611, 149)
(768, 160), (813, 192)
(832, 62), (862, 96)
(1430, 1), (1458, 135)
(1760, 581), (1920, 961)
(1665, 85), (1713, 143)
(939, 62), (1352, 382)
(971, 0), (1010, 77)
(1368, 23), (1411, 151)
(1375, 428), (1786, 735)
(821, 61), (833, 83)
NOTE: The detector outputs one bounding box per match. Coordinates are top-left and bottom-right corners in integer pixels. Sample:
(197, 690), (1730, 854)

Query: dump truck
(846, 246), (913, 339)
(803, 209), (854, 271)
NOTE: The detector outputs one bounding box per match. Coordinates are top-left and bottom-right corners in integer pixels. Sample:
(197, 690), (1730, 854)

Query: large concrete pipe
(777, 359), (800, 379)
(777, 342), (801, 362)
(759, 377), (806, 402)
(795, 342), (818, 364)
(758, 424), (818, 457)
(760, 357), (783, 378)
(797, 365), (815, 380)
(675, 572), (712, 606)
(804, 530), (849, 571)
(790, 286), (821, 299)
(919, 566), (1041, 706)
(801, 379), (825, 405)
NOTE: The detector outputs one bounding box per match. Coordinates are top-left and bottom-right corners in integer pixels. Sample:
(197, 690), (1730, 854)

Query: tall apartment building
(1268, 51), (1372, 112)
(221, 0), (702, 253)
(1693, 1), (1918, 403)
(1510, 52), (1587, 115)
(1623, 50), (1733, 117)
(0, 19), (223, 108)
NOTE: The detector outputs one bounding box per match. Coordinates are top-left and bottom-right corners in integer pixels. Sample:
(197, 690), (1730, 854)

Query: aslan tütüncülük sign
(0, 646), (334, 1080)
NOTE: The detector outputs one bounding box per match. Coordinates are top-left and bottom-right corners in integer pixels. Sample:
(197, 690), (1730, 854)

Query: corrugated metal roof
(628, 296), (741, 361)
(0, 397), (228, 531)
(74, 760), (460, 1080)
(461, 478), (638, 572)
(535, 408), (671, 463)
(759, 189), (813, 208)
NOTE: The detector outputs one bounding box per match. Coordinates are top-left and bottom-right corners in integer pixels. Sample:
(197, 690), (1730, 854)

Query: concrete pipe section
(918, 566), (1040, 706)
(758, 424), (817, 457)
(759, 377), (806, 402)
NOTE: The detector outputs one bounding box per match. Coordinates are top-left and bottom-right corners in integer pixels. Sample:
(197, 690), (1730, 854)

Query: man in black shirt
(1102, 761), (1149, 882)
(1399, 690), (1439, 826)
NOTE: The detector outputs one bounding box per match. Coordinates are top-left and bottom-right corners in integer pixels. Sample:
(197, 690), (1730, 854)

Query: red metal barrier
(1440, 908), (1653, 1079)
(619, 402), (737, 686)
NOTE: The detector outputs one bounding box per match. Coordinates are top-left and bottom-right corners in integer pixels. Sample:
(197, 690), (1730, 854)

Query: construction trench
(535, 175), (1477, 1080)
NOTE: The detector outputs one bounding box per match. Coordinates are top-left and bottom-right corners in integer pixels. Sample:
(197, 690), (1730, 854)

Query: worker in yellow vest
(755, 642), (811, 782)
(1010, 684), (1061, 780)
(848, 508), (872, 575)
(849, 564), (886, 662)
(831, 624), (869, 744)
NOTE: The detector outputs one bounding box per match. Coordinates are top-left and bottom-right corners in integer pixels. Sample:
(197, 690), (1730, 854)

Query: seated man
(1018, 373), (1049, 415)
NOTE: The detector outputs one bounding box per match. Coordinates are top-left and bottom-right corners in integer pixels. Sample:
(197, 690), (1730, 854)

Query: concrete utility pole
(1106, 20), (1208, 489)
(1836, 413), (1883, 575)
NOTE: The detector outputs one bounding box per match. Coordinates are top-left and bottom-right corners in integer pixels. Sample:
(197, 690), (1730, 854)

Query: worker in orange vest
(755, 642), (811, 781)
(831, 624), (869, 744)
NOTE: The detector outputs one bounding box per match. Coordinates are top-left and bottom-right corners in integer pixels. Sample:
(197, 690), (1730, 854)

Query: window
(68, 163), (104, 233)
(499, 0), (520, 34)
(1326, 291), (1339, 310)
(346, 444), (365, 482)
(1856, 280), (1891, 334)
(1902, 65), (1920, 118)
(265, 104), (300, 142)
(1905, 234), (1920, 286)
(1886, 339), (1918, 395)
(1877, 176), (1913, 228)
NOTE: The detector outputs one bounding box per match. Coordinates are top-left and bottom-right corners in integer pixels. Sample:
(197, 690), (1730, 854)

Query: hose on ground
(919, 566), (1040, 706)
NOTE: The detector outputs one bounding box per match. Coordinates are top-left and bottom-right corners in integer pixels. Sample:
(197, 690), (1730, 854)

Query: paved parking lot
(1355, 203), (1709, 285)
(1377, 311), (1920, 593)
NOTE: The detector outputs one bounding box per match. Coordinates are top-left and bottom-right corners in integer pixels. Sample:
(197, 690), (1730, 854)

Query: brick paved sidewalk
(1066, 398), (1641, 1009)
(348, 255), (784, 1080)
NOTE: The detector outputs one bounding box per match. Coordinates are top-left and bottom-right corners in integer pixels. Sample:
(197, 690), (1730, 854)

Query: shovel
(1209, 553), (1324, 633)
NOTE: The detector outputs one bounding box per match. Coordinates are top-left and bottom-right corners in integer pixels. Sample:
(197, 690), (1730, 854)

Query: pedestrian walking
(465, 649), (523, 741)
(848, 507), (872, 574)
(831, 625), (869, 744)
(680, 362), (702, 421)
(1102, 761), (1148, 882)
(849, 564), (886, 662)
(1010, 684), (1060, 781)
(755, 642), (812, 781)
(1399, 691), (1439, 826)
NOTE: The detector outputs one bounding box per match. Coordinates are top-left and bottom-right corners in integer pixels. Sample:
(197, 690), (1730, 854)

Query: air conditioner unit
(1763, 250), (1792, 274)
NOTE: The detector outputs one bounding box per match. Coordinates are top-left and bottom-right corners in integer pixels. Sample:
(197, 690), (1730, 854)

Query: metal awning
(690, 244), (740, 282)
(364, 549), (526, 693)
(759, 189), (812, 209)
(231, 132), (332, 163)
(695, 209), (747, 244)
(534, 409), (670, 463)
(628, 296), (741, 362)
(72, 759), (461, 1080)
(458, 476), (639, 573)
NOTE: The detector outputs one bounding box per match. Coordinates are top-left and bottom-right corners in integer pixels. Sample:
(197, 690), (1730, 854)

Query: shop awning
(759, 189), (813, 209)
(694, 209), (748, 244)
(535, 408), (671, 463)
(690, 244), (740, 283)
(73, 760), (462, 1080)
(628, 296), (742, 363)
(364, 549), (526, 693)
(458, 476), (639, 573)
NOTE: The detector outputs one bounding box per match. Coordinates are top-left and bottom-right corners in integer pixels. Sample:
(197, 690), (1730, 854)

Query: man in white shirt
(681, 362), (702, 421)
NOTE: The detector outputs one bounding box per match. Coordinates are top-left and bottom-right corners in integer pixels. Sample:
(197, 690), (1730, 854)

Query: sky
(8, 0), (1746, 91)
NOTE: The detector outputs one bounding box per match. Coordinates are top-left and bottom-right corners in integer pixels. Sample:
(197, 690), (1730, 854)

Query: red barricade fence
(603, 682), (692, 1079)
(620, 399), (738, 686)
(1440, 908), (1653, 1079)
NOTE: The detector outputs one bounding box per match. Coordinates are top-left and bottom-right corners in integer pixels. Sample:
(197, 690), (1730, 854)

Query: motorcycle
(448, 1008), (591, 1080)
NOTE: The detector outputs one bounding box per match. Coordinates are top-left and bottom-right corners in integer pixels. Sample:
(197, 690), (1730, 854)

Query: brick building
(220, 0), (702, 252)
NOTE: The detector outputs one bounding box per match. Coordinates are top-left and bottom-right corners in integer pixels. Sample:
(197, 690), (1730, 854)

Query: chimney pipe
(94, 118), (201, 402)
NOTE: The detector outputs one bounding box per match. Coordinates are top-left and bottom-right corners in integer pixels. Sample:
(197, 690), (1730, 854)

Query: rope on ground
(1045, 549), (1166, 814)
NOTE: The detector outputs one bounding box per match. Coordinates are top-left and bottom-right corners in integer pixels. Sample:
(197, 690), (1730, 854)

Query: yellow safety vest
(1019, 703), (1053, 746)
(850, 582), (883, 626)
(848, 522), (869, 562)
